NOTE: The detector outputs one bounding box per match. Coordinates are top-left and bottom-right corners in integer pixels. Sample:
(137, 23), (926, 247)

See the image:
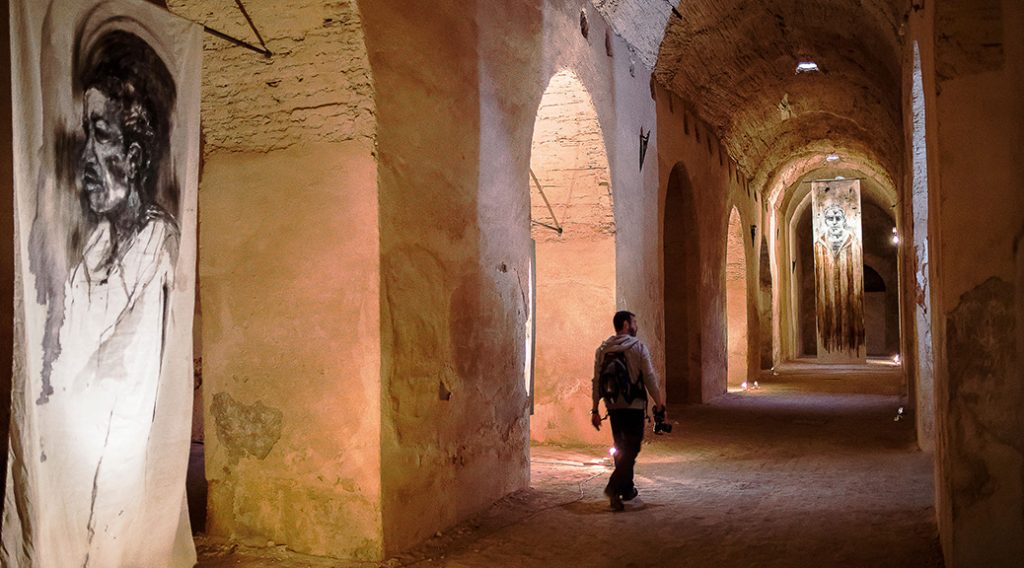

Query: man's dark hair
(613, 310), (635, 332)
(76, 30), (176, 208)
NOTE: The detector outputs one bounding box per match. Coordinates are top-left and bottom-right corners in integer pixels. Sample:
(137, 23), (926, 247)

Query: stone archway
(663, 163), (702, 403)
(528, 69), (615, 445)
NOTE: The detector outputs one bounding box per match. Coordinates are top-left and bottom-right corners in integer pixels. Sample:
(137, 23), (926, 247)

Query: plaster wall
(908, 0), (1024, 564)
(167, 0), (382, 560)
(656, 85), (755, 402)
(360, 0), (660, 555)
(198, 144), (381, 560)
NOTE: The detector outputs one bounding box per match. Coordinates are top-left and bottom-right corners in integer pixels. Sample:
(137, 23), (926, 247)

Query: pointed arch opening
(726, 206), (750, 388)
(663, 163), (701, 403)
(528, 69), (615, 445)
(758, 236), (775, 370)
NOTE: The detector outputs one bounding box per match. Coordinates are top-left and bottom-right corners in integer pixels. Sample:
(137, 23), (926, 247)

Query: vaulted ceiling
(596, 0), (908, 195)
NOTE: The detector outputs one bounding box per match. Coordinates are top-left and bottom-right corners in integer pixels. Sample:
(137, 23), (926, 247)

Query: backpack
(599, 350), (645, 405)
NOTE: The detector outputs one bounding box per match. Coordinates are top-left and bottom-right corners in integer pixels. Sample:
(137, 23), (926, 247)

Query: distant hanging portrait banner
(3, 1), (202, 566)
(811, 179), (866, 361)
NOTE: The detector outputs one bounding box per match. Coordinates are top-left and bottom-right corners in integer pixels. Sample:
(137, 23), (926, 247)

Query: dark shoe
(604, 487), (624, 511)
(621, 487), (639, 502)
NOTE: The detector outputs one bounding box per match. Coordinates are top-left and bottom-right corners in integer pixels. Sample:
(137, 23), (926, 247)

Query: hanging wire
(196, 0), (273, 58)
(529, 168), (564, 235)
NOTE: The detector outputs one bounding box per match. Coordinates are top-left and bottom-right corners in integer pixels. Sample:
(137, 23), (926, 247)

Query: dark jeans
(606, 409), (645, 496)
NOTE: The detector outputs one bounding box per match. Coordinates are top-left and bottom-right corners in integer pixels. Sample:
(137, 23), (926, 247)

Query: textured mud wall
(529, 70), (614, 445)
(910, 0), (1024, 564)
(657, 85), (754, 403)
(168, 0), (382, 560)
(361, 0), (659, 555)
(198, 144), (382, 560)
(169, 0), (374, 153)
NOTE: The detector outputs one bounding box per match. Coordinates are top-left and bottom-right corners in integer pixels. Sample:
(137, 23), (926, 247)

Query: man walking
(591, 310), (667, 510)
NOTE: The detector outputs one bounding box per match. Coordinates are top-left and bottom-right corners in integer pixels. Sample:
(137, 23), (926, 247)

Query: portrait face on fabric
(822, 204), (850, 255)
(80, 88), (137, 215)
(6, 2), (201, 566)
(32, 27), (181, 404)
(811, 180), (866, 360)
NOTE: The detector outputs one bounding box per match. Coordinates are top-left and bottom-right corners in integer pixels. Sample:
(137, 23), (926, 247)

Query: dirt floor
(196, 370), (943, 567)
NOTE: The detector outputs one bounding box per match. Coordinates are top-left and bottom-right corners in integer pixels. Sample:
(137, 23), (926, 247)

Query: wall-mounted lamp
(891, 227), (900, 245)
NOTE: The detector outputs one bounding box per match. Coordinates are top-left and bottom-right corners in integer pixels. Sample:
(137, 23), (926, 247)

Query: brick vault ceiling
(597, 0), (908, 190)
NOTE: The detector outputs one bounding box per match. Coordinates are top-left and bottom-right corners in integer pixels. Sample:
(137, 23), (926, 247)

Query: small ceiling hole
(795, 61), (820, 74)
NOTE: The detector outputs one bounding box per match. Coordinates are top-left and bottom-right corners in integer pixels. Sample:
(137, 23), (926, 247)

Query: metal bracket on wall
(201, 0), (272, 58)
(639, 127), (651, 171)
(529, 168), (563, 235)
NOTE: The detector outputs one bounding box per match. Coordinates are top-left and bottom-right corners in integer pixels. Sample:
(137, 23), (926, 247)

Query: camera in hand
(652, 406), (672, 435)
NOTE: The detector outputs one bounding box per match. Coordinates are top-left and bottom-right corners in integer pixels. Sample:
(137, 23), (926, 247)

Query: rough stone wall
(168, 0), (374, 153)
(166, 0), (383, 560)
(529, 70), (614, 445)
(360, 0), (660, 554)
(909, 0), (1024, 564)
(530, 70), (614, 239)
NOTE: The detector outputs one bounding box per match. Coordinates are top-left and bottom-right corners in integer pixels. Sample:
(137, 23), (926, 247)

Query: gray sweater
(592, 334), (664, 411)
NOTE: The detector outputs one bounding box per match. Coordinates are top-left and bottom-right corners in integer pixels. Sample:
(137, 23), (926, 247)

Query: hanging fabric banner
(811, 179), (866, 361)
(3, 1), (201, 566)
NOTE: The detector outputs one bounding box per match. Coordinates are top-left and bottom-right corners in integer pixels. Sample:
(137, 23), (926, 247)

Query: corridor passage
(197, 371), (942, 567)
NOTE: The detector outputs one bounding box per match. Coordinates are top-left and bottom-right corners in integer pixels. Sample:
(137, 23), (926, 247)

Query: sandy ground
(196, 371), (943, 567)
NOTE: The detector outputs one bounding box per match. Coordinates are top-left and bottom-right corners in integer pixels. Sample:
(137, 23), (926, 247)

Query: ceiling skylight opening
(825, 153), (841, 163)
(796, 61), (820, 74)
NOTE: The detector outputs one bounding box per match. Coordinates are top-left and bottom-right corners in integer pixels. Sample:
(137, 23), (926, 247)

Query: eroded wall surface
(168, 0), (382, 560)
(910, 0), (1024, 564)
